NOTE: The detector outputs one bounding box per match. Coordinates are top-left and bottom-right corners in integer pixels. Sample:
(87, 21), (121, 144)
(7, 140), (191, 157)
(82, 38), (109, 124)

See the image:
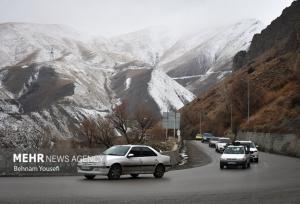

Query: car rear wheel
(131, 174), (139, 178)
(220, 164), (224, 169)
(154, 164), (165, 178)
(108, 164), (122, 180)
(84, 175), (95, 180)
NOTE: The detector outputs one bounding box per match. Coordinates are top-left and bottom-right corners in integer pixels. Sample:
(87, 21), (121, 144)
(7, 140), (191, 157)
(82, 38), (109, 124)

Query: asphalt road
(0, 141), (300, 204)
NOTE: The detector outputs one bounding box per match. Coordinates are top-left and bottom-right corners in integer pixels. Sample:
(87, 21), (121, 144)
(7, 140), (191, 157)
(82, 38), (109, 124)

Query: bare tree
(108, 101), (130, 144)
(95, 118), (115, 148)
(134, 104), (157, 142)
(81, 118), (97, 146)
(81, 117), (115, 147)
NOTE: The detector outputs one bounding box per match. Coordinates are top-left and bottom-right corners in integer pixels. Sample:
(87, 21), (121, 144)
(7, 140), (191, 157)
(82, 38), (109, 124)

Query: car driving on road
(195, 133), (203, 141)
(216, 137), (231, 153)
(208, 137), (219, 148)
(201, 133), (214, 143)
(220, 145), (251, 169)
(77, 145), (171, 180)
(235, 140), (259, 162)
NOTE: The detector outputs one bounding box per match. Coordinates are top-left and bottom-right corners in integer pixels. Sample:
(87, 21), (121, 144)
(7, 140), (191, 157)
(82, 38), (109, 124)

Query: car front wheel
(131, 174), (139, 178)
(154, 164), (165, 178)
(108, 164), (122, 180)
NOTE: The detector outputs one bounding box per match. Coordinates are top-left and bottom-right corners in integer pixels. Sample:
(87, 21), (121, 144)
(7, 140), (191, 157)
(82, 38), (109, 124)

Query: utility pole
(165, 109), (168, 141)
(174, 112), (176, 139)
(154, 52), (159, 69)
(247, 78), (250, 123)
(230, 102), (233, 132)
(50, 47), (54, 61)
(199, 110), (202, 134)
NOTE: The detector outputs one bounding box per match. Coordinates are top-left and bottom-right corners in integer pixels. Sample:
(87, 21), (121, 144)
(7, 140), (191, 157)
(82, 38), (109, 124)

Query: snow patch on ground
(125, 78), (131, 90)
(148, 69), (195, 113)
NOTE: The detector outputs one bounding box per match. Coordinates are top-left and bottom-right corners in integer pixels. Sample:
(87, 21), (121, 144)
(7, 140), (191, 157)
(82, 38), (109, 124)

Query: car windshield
(210, 138), (219, 141)
(219, 139), (230, 143)
(240, 142), (256, 148)
(103, 146), (130, 156)
(224, 147), (245, 154)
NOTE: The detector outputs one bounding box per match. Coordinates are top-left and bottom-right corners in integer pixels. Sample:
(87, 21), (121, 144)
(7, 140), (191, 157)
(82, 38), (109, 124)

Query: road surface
(0, 141), (299, 204)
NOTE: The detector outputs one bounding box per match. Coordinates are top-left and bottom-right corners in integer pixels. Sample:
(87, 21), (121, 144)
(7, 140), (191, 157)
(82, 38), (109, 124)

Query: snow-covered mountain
(108, 26), (179, 64)
(0, 23), (194, 141)
(0, 19), (265, 144)
(159, 19), (265, 95)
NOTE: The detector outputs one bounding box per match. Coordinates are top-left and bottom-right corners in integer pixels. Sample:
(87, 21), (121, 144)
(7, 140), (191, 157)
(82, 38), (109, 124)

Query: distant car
(201, 133), (214, 143)
(208, 137), (219, 147)
(77, 145), (171, 180)
(220, 145), (251, 169)
(195, 133), (203, 141)
(235, 140), (259, 162)
(216, 137), (231, 153)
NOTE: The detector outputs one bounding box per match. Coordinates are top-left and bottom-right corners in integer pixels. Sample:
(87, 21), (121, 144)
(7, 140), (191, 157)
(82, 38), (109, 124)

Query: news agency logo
(13, 153), (88, 163)
(12, 153), (89, 173)
(13, 153), (45, 163)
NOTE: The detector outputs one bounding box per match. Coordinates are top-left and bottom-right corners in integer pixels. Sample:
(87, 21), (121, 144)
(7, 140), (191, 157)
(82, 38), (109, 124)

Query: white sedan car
(216, 137), (231, 153)
(235, 140), (259, 162)
(77, 145), (171, 180)
(220, 145), (251, 169)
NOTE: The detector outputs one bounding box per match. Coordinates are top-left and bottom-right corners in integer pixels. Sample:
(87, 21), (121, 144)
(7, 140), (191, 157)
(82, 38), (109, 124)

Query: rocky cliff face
(181, 1), (300, 138)
(233, 0), (300, 71)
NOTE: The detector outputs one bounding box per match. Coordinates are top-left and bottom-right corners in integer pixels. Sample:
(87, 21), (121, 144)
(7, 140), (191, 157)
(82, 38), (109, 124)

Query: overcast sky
(0, 0), (295, 37)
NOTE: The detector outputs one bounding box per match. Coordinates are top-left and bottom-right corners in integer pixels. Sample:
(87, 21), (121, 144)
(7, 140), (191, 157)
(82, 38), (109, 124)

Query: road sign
(162, 112), (180, 129)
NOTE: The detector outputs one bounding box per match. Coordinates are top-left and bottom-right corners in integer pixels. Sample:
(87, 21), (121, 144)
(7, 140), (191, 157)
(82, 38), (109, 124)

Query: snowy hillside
(108, 26), (179, 64)
(148, 69), (195, 113)
(0, 20), (264, 141)
(159, 19), (265, 94)
(0, 22), (118, 68)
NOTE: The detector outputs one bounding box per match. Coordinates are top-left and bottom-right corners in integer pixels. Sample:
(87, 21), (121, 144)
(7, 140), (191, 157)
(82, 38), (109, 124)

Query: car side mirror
(127, 153), (134, 158)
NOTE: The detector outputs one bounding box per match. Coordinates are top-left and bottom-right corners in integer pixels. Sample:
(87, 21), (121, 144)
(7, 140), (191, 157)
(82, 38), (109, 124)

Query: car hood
(217, 143), (227, 147)
(250, 148), (258, 152)
(221, 154), (245, 160)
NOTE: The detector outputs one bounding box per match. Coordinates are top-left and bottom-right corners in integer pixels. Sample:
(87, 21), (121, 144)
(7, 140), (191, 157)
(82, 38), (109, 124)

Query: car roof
(235, 140), (252, 143)
(219, 137), (230, 139)
(115, 144), (151, 148)
(227, 145), (244, 148)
